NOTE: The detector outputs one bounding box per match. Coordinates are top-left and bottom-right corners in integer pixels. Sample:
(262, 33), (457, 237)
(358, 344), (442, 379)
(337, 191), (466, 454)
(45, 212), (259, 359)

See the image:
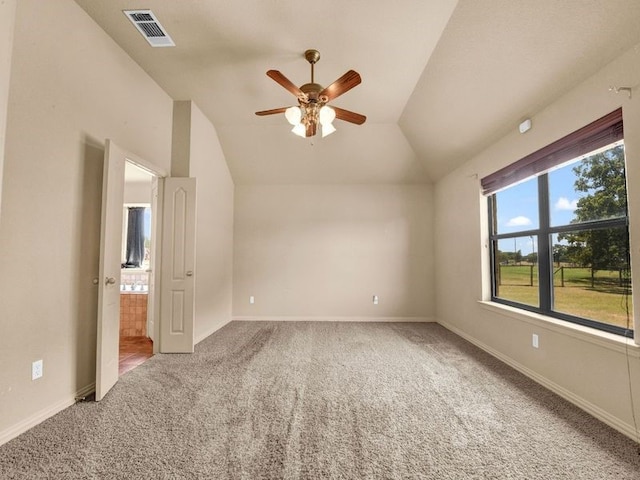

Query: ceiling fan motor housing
(300, 83), (326, 103)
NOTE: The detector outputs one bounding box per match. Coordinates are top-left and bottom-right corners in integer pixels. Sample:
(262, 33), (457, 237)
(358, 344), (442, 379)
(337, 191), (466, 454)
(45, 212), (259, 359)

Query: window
(121, 204), (152, 269)
(483, 109), (633, 338)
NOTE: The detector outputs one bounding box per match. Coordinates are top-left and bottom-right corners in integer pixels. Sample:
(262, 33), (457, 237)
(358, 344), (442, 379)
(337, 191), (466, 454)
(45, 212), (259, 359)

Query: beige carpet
(1, 321), (639, 479)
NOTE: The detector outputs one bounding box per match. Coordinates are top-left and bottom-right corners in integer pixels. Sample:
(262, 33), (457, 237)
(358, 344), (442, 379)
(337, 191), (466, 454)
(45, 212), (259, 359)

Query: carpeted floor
(1, 321), (639, 479)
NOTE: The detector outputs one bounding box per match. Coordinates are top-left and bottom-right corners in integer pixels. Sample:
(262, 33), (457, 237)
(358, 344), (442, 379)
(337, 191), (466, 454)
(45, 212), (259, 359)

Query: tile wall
(120, 293), (148, 337)
(120, 271), (149, 291)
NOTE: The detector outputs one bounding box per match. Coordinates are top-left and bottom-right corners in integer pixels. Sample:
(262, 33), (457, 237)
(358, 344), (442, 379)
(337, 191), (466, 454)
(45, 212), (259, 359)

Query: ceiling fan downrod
(305, 49), (320, 84)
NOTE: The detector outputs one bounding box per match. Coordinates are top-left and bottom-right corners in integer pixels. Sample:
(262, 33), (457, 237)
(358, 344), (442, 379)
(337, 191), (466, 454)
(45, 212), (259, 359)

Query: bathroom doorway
(97, 139), (194, 400)
(118, 162), (156, 375)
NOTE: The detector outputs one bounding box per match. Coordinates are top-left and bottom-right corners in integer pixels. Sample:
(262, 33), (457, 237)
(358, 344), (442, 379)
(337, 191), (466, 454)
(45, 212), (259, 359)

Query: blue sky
(495, 159), (584, 255)
(144, 208), (152, 238)
(493, 141), (626, 255)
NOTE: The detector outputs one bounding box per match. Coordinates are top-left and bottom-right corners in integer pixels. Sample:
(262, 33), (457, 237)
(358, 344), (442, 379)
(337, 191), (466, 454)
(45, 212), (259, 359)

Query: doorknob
(105, 277), (117, 285)
(186, 271), (193, 277)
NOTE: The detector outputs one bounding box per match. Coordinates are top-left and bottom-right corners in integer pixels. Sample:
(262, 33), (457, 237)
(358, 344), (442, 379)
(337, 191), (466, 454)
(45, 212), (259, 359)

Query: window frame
(484, 109), (633, 339)
(487, 176), (632, 338)
(121, 203), (152, 270)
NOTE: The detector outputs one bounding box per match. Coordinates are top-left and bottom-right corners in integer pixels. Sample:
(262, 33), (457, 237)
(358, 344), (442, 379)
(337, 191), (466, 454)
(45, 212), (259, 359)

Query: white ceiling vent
(124, 10), (175, 47)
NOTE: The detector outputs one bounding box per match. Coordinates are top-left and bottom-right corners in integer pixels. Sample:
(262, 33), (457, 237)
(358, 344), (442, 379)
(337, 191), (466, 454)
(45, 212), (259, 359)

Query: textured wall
(233, 184), (434, 320)
(173, 101), (235, 342)
(434, 43), (640, 439)
(0, 0), (173, 441)
(0, 0), (16, 217)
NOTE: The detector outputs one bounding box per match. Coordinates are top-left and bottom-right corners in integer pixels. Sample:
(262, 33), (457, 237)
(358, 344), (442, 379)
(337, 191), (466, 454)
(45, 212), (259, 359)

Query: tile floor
(119, 336), (153, 375)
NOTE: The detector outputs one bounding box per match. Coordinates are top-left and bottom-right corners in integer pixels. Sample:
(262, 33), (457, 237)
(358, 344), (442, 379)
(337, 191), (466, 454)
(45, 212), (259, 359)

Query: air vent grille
(139, 22), (165, 38)
(129, 13), (154, 22)
(124, 10), (175, 47)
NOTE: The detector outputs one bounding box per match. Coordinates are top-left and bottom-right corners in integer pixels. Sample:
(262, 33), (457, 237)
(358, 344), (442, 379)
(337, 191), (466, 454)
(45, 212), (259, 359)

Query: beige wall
(172, 101), (234, 342)
(434, 43), (640, 439)
(123, 182), (152, 205)
(186, 102), (235, 341)
(0, 0), (173, 442)
(0, 0), (16, 216)
(233, 184), (434, 320)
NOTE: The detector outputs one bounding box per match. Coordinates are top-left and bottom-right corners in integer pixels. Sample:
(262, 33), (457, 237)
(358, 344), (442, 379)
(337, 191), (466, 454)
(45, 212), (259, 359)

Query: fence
(497, 264), (630, 289)
(552, 266), (630, 288)
(496, 265), (536, 286)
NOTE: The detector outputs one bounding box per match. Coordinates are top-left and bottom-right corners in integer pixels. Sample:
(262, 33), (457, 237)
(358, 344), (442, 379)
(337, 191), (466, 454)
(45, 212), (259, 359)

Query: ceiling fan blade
(255, 107), (289, 116)
(319, 70), (361, 101)
(266, 70), (305, 98)
(333, 106), (366, 125)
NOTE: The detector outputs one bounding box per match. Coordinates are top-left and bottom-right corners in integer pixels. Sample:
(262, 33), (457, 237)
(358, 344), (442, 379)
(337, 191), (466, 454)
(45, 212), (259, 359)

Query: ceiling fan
(255, 49), (366, 138)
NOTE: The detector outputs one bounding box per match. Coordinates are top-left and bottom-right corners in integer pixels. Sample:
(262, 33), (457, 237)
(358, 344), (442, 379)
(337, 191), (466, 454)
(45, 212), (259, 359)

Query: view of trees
(497, 250), (521, 265)
(498, 145), (629, 271)
(492, 139), (632, 331)
(558, 145), (629, 270)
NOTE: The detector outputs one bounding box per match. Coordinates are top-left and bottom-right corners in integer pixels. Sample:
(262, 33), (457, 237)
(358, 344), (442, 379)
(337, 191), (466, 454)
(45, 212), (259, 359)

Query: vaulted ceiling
(74, 0), (640, 184)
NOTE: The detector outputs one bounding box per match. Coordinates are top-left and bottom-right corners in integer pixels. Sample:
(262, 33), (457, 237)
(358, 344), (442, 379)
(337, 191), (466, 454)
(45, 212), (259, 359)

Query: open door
(96, 140), (126, 401)
(160, 177), (196, 353)
(97, 142), (194, 397)
(146, 177), (161, 349)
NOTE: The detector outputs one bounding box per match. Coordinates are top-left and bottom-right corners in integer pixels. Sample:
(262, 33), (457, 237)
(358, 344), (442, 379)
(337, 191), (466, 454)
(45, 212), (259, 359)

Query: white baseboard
(437, 319), (639, 443)
(232, 316), (434, 323)
(0, 382), (95, 447)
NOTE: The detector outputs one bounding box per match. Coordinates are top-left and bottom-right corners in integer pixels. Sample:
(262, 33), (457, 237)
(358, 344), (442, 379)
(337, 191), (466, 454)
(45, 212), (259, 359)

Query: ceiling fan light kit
(256, 49), (366, 138)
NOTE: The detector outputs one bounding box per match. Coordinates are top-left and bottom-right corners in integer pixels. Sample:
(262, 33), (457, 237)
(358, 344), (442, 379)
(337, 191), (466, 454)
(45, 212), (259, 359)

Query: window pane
(494, 176), (539, 234)
(552, 229), (632, 329)
(122, 205), (152, 269)
(493, 236), (539, 307)
(549, 142), (627, 227)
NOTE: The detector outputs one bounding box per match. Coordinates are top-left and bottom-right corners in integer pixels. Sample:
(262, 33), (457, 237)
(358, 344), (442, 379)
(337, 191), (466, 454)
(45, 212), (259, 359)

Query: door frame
(97, 138), (198, 400)
(97, 140), (168, 399)
(124, 156), (168, 354)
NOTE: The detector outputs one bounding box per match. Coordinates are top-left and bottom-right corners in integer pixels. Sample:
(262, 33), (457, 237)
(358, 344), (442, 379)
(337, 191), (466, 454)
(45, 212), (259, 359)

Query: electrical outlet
(32, 360), (43, 380)
(249, 296), (255, 304)
(373, 295), (379, 305)
(532, 334), (539, 349)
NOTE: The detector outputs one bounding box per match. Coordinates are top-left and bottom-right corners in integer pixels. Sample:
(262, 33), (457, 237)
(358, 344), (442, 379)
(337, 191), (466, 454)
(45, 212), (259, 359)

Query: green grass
(496, 265), (633, 329)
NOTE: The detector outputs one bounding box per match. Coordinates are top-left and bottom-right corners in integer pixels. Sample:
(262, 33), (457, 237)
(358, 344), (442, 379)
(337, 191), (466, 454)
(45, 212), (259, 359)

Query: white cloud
(555, 197), (578, 211)
(506, 216), (532, 227)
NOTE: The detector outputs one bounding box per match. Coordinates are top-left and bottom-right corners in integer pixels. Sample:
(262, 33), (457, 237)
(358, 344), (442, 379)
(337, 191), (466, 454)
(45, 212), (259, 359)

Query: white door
(146, 178), (160, 347)
(160, 177), (197, 353)
(96, 140), (126, 401)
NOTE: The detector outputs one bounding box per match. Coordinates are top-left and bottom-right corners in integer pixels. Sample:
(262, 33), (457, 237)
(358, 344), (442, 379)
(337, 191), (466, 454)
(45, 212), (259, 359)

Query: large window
(483, 109), (633, 338)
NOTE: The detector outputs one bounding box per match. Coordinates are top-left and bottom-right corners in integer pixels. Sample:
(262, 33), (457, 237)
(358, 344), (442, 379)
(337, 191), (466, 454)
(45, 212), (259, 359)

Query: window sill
(477, 300), (639, 356)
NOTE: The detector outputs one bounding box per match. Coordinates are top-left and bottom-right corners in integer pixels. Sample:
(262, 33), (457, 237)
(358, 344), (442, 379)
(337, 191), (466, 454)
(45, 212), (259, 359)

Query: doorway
(97, 139), (195, 400)
(119, 162), (155, 374)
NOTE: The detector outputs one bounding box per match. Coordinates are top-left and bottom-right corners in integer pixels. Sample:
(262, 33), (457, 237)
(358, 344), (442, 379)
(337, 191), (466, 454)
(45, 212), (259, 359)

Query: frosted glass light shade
(285, 106), (302, 126)
(319, 106), (336, 125)
(321, 123), (336, 137)
(292, 123), (306, 137)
